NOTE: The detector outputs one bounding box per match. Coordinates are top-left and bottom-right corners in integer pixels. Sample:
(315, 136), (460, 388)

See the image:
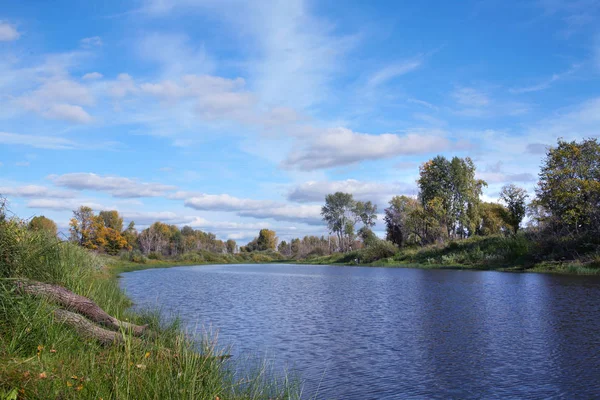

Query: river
(120, 264), (600, 399)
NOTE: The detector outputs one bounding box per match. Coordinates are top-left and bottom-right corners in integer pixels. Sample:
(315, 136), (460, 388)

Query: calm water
(120, 264), (600, 399)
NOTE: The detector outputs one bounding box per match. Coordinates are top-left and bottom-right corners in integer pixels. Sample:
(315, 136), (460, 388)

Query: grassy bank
(303, 235), (600, 275)
(0, 220), (299, 399)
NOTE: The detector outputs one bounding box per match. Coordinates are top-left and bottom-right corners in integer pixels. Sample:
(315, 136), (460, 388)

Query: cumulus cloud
(0, 21), (20, 41)
(49, 173), (177, 198)
(477, 171), (536, 184)
(238, 205), (323, 226)
(180, 192), (323, 225)
(121, 211), (193, 226)
(109, 73), (138, 98)
(27, 199), (105, 211)
(526, 143), (549, 154)
(0, 185), (76, 199)
(288, 179), (415, 204)
(184, 194), (277, 211)
(43, 104), (93, 124)
(17, 79), (95, 123)
(283, 128), (450, 170)
(82, 72), (103, 80)
(477, 161), (536, 184)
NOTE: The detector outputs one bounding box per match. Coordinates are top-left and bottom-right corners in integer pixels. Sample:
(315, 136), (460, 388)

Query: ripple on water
(121, 264), (600, 399)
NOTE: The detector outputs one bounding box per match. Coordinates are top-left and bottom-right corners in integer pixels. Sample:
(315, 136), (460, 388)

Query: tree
(477, 202), (509, 236)
(500, 184), (528, 234)
(70, 206), (99, 249)
(226, 239), (237, 254)
(99, 210), (124, 232)
(354, 200), (378, 247)
(536, 138), (600, 235)
(103, 227), (131, 255)
(122, 221), (138, 250)
(418, 156), (486, 239)
(256, 229), (277, 251)
(384, 196), (422, 247)
(322, 192), (356, 252)
(28, 216), (58, 236)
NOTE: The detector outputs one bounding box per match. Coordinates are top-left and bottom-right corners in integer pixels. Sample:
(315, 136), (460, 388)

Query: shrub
(358, 240), (398, 263)
(147, 251), (162, 260)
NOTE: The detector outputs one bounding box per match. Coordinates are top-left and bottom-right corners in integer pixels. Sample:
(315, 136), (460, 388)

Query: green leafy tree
(477, 202), (509, 236)
(28, 216), (58, 236)
(256, 229), (278, 251)
(384, 196), (422, 247)
(322, 192), (357, 252)
(536, 138), (600, 235)
(500, 184), (528, 234)
(418, 156), (486, 239)
(226, 239), (237, 254)
(99, 210), (124, 232)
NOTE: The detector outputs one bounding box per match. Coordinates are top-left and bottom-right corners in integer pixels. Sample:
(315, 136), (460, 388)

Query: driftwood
(15, 279), (148, 337)
(53, 309), (136, 346)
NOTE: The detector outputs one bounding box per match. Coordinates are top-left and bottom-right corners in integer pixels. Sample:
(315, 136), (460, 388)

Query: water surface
(120, 264), (600, 399)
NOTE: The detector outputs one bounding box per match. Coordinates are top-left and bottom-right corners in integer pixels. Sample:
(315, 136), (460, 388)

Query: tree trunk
(53, 309), (134, 346)
(15, 279), (148, 336)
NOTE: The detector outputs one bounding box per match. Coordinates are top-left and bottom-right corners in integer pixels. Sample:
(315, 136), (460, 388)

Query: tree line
(10, 137), (599, 263)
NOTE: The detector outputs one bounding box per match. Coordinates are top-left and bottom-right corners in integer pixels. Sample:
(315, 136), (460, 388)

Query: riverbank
(302, 235), (600, 275)
(0, 222), (299, 399)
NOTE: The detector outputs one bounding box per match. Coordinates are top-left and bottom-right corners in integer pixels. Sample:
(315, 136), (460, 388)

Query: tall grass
(0, 218), (300, 399)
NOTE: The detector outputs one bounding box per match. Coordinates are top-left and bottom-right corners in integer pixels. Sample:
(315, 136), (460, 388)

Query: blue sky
(1, 0), (599, 242)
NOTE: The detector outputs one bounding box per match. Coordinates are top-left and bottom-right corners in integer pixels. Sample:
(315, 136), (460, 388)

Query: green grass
(0, 219), (300, 399)
(303, 235), (600, 275)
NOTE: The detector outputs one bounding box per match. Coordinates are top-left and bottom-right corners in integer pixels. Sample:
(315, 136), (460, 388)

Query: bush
(306, 248), (326, 258)
(147, 251), (163, 260)
(251, 253), (274, 263)
(358, 240), (398, 263)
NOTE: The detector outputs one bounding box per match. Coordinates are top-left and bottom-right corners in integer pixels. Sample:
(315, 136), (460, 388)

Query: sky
(1, 0), (599, 243)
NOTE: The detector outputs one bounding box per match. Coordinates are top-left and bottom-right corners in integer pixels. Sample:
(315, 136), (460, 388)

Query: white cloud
(22, 79), (94, 106)
(238, 204), (323, 225)
(82, 72), (103, 80)
(0, 21), (20, 41)
(525, 143), (549, 154)
(368, 59), (422, 87)
(0, 132), (78, 150)
(109, 73), (138, 98)
(528, 96), (600, 138)
(408, 98), (439, 111)
(283, 127), (450, 170)
(43, 104), (93, 124)
(477, 171), (536, 184)
(184, 194), (277, 211)
(27, 198), (105, 211)
(288, 179), (415, 205)
(0, 185), (76, 199)
(453, 87), (490, 107)
(15, 161), (30, 167)
(50, 173), (177, 198)
(80, 36), (103, 48)
(121, 211), (193, 226)
(17, 78), (95, 123)
(509, 64), (579, 94)
(136, 32), (214, 77)
(187, 217), (271, 231)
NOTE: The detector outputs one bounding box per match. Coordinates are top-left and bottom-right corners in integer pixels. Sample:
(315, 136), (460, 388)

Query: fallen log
(15, 279), (149, 337)
(53, 309), (135, 346)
